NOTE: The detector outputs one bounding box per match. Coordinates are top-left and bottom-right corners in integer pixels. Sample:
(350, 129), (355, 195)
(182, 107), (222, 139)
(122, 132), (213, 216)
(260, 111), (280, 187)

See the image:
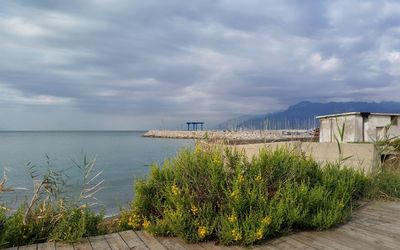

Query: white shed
(316, 112), (400, 143)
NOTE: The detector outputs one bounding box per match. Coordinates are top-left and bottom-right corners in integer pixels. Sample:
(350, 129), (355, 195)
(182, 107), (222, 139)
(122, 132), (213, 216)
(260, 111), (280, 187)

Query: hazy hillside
(219, 101), (400, 130)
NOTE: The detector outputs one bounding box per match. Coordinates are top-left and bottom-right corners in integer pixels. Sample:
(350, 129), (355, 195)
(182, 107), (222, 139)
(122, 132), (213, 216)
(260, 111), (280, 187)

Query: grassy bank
(1, 142), (400, 248)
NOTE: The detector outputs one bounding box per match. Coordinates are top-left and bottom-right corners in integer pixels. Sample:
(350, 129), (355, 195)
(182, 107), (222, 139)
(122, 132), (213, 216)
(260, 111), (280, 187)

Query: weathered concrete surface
(319, 113), (400, 143)
(234, 141), (379, 173)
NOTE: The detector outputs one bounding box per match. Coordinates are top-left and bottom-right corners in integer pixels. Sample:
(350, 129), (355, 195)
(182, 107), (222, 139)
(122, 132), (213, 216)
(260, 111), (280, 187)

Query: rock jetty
(143, 130), (315, 144)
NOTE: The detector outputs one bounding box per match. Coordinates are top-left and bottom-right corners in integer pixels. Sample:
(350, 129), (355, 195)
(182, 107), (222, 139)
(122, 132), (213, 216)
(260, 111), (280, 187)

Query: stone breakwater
(143, 130), (316, 144)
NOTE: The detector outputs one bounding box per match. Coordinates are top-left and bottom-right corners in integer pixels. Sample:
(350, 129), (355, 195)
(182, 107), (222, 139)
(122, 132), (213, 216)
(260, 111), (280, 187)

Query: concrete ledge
(234, 141), (379, 174)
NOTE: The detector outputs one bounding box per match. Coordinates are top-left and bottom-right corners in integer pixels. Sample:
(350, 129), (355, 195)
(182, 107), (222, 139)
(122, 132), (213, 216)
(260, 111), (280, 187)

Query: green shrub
(0, 205), (56, 247)
(123, 145), (368, 246)
(0, 205), (6, 223)
(0, 203), (105, 248)
(367, 170), (400, 199)
(50, 206), (105, 243)
(0, 156), (106, 248)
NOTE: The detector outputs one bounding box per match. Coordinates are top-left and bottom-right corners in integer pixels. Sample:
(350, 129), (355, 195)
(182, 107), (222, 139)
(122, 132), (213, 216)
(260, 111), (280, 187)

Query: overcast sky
(1, 0), (400, 130)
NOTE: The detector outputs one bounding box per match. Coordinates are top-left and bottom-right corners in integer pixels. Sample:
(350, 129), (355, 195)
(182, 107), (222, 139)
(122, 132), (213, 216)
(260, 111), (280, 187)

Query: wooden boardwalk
(5, 201), (400, 250)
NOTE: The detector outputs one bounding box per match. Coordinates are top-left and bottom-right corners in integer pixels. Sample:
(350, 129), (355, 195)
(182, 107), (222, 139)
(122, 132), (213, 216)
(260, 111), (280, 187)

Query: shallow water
(0, 131), (193, 215)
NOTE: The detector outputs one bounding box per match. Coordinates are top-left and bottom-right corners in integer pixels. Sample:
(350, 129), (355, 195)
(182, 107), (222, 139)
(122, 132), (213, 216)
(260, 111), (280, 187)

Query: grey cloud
(1, 0), (400, 129)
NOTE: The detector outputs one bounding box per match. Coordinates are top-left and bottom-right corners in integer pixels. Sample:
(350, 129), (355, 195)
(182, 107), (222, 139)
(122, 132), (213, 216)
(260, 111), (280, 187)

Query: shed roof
(316, 112), (400, 119)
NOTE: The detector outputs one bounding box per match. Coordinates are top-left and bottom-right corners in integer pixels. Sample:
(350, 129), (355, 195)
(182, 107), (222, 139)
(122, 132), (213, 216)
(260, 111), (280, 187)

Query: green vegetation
(0, 157), (106, 248)
(121, 145), (369, 245)
(371, 137), (400, 199)
(1, 137), (400, 247)
(0, 204), (105, 247)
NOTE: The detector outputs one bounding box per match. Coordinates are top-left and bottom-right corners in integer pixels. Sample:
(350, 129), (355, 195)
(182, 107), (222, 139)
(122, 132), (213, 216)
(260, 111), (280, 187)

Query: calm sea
(0, 131), (193, 215)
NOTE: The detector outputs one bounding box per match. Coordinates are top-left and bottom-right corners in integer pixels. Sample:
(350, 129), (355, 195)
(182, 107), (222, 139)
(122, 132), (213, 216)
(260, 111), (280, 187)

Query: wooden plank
(288, 232), (336, 250)
(252, 238), (285, 250)
(37, 242), (55, 250)
(353, 211), (394, 224)
(280, 236), (316, 249)
(136, 231), (167, 250)
(132, 245), (151, 250)
(199, 242), (229, 250)
(318, 229), (391, 250)
(173, 237), (205, 250)
(199, 242), (244, 250)
(367, 202), (400, 211)
(350, 215), (382, 227)
(118, 230), (148, 249)
(252, 245), (280, 250)
(55, 242), (74, 250)
(360, 207), (400, 220)
(17, 245), (37, 250)
(89, 235), (111, 250)
(359, 204), (400, 216)
(352, 218), (400, 236)
(352, 213), (389, 227)
(307, 231), (359, 250)
(252, 237), (293, 250)
(365, 202), (400, 210)
(269, 238), (305, 250)
(104, 233), (129, 250)
(370, 222), (400, 238)
(157, 237), (191, 250)
(73, 238), (92, 250)
(338, 225), (399, 249)
(357, 210), (400, 225)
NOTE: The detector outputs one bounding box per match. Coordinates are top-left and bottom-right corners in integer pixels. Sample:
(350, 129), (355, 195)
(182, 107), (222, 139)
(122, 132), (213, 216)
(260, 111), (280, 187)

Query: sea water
(0, 131), (193, 215)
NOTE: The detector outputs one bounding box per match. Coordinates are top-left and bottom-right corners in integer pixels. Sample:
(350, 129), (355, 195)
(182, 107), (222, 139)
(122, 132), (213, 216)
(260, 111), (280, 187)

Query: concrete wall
(319, 114), (362, 143)
(319, 114), (400, 143)
(365, 115), (400, 142)
(234, 141), (379, 174)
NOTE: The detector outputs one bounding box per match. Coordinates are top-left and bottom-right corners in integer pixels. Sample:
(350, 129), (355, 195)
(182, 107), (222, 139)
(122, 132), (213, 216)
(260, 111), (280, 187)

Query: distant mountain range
(218, 101), (400, 130)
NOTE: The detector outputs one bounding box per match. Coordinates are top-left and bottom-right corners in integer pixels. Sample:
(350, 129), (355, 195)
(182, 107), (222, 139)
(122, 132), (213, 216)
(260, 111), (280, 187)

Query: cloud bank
(1, 0), (400, 129)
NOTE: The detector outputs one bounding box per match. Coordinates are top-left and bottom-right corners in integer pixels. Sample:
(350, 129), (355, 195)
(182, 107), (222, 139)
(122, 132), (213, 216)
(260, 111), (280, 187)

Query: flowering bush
(122, 145), (368, 245)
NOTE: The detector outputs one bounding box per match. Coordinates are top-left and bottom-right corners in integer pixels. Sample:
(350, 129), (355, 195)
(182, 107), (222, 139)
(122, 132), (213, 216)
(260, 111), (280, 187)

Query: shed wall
(364, 115), (400, 142)
(319, 115), (359, 143)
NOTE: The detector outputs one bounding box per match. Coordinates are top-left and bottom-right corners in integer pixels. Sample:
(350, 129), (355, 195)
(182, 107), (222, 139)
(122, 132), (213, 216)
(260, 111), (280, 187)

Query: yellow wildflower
(228, 214), (237, 223)
(197, 226), (207, 239)
(171, 184), (180, 196)
(191, 204), (199, 215)
(142, 218), (151, 229)
(256, 228), (263, 240)
(230, 190), (239, 199)
(237, 174), (244, 183)
(128, 213), (141, 229)
(231, 229), (242, 241)
(195, 144), (202, 154)
(262, 215), (272, 225)
(255, 174), (262, 181)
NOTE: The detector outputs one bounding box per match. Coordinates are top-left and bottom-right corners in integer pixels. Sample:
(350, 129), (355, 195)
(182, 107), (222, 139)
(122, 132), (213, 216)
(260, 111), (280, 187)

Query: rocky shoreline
(143, 130), (316, 144)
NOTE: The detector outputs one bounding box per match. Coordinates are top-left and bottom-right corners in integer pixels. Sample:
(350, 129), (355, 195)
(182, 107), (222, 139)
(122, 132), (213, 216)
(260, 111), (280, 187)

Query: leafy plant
(334, 118), (352, 164)
(50, 206), (105, 243)
(122, 145), (368, 246)
(0, 156), (106, 248)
